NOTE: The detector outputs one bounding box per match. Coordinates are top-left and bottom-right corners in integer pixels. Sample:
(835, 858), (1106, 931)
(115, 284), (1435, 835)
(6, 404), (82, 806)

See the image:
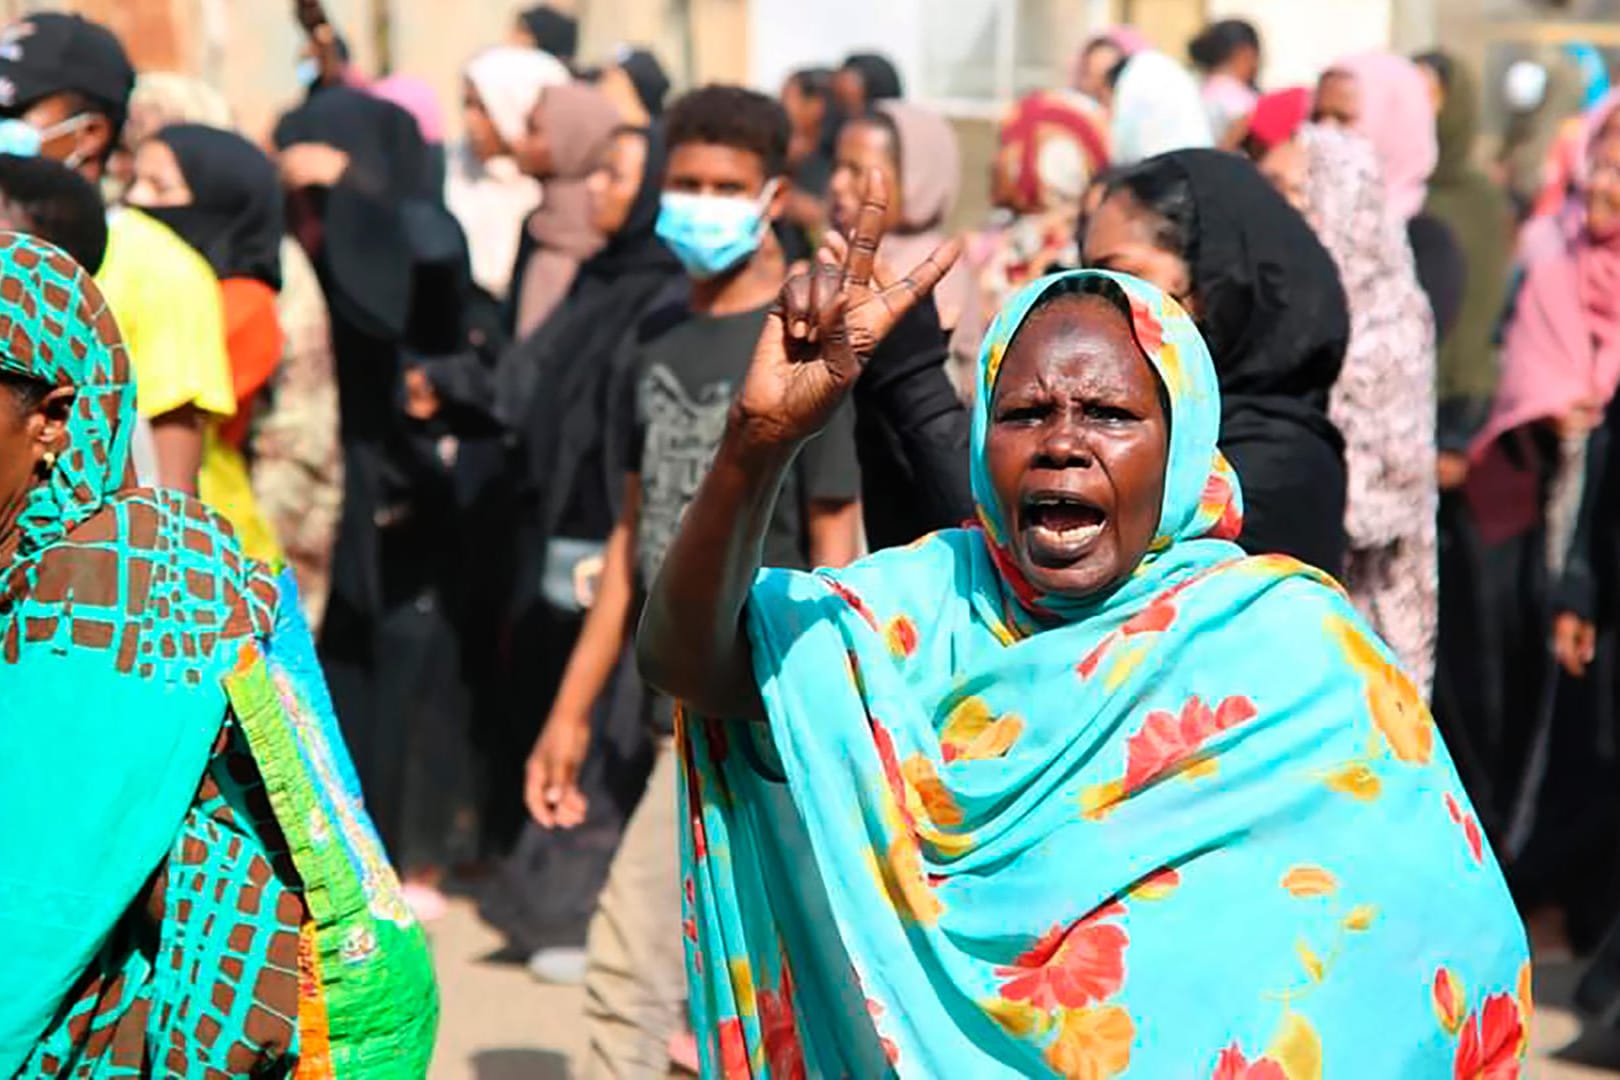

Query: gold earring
(41, 450), (57, 472)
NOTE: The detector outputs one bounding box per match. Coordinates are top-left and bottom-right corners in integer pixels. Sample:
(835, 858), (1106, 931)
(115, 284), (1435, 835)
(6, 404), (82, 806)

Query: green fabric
(1424, 54), (1513, 404)
(0, 231), (436, 1076)
(0, 232), (285, 1073)
(226, 592), (439, 1078)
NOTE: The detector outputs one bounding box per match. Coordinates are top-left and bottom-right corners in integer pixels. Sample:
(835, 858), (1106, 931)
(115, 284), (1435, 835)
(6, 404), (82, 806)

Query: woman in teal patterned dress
(638, 174), (1530, 1076)
(0, 231), (435, 1077)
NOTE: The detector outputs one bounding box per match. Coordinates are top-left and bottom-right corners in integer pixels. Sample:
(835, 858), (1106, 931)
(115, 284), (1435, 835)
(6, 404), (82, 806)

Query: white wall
(748, 0), (924, 94)
(1205, 0), (1394, 89)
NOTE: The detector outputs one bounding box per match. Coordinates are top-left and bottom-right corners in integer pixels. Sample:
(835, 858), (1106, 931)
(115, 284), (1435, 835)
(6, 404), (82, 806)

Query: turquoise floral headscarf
(678, 270), (1528, 1078)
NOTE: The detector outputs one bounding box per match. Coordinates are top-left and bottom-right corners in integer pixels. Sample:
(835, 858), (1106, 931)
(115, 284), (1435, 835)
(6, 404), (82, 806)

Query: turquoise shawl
(678, 271), (1529, 1077)
(0, 233), (435, 1076)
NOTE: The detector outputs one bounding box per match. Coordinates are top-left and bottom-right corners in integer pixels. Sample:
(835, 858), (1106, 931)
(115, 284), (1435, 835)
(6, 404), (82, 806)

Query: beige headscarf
(126, 73), (234, 148)
(875, 101), (974, 334)
(514, 82), (620, 336)
(448, 46), (570, 299)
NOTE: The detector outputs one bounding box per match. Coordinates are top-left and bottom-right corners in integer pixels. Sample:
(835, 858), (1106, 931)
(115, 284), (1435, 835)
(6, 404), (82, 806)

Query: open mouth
(1021, 492), (1107, 562)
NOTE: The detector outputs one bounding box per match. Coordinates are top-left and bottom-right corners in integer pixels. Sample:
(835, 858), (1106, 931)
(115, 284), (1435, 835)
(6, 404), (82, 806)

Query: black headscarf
(273, 88), (438, 340)
(842, 52), (904, 103)
(496, 125), (680, 570)
(520, 5), (579, 62)
(1109, 149), (1351, 572)
(142, 123), (284, 289)
(616, 49), (670, 119)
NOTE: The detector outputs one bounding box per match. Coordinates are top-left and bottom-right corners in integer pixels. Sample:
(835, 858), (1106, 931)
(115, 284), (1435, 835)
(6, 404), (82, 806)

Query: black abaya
(1150, 150), (1351, 573)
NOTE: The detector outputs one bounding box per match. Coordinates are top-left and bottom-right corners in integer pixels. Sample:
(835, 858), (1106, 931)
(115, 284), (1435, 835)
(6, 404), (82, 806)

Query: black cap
(0, 14), (135, 123)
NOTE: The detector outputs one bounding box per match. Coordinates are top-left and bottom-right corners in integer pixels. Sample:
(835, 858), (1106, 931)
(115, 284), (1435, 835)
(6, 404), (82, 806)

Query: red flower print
(1078, 589), (1187, 678)
(1433, 968), (1467, 1035)
(867, 998), (901, 1065)
(758, 967), (806, 1080)
(1453, 993), (1525, 1080)
(824, 578), (879, 630)
(1122, 695), (1258, 793)
(1445, 792), (1485, 864)
(1212, 1044), (1288, 1080)
(683, 917), (698, 943)
(870, 717), (915, 829)
(885, 615), (919, 659)
(716, 1017), (749, 1080)
(1127, 866), (1181, 902)
(1127, 294), (1164, 355)
(685, 876), (696, 906)
(996, 906), (1128, 1010)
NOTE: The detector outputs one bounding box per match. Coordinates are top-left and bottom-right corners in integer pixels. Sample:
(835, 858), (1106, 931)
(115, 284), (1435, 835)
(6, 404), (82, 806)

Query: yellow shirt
(95, 207), (235, 420)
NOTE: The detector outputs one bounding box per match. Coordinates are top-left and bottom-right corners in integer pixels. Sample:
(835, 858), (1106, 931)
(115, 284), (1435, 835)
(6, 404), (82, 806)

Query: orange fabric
(218, 278), (284, 449)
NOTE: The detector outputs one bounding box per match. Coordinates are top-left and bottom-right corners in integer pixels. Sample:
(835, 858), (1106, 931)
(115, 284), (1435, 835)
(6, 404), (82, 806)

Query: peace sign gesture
(732, 167), (961, 449)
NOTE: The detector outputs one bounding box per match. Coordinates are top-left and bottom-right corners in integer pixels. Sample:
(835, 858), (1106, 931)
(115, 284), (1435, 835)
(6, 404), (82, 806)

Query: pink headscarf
(369, 75), (447, 144)
(1331, 53), (1438, 221)
(1468, 203), (1620, 540)
(875, 101), (974, 330)
(1531, 90), (1620, 219)
(1095, 26), (1150, 57)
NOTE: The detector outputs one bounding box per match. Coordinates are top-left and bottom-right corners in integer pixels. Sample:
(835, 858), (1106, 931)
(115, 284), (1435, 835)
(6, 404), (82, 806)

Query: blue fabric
(678, 271), (1530, 1078)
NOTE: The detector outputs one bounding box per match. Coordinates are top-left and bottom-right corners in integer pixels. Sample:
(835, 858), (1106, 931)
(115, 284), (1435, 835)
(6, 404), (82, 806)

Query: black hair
(1413, 51), (1453, 90)
(1105, 56), (1131, 91)
(0, 369), (52, 414)
(844, 107), (902, 166)
(1102, 158), (1200, 269)
(840, 52), (904, 102)
(664, 84), (791, 178)
(1188, 19), (1260, 73)
(0, 153), (108, 273)
(788, 66), (836, 102)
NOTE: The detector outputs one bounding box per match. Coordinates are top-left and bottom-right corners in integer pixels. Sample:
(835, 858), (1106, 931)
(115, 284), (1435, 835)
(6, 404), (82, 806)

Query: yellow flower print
(867, 835), (943, 924)
(1044, 1005), (1134, 1080)
(1326, 615), (1434, 765)
(901, 755), (963, 828)
(1280, 866), (1339, 898)
(1322, 762), (1382, 801)
(1267, 1012), (1322, 1080)
(940, 697), (1024, 762)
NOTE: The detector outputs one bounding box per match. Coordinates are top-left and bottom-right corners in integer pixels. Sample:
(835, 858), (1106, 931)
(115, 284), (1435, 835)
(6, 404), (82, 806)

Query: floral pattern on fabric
(677, 271), (1527, 1077)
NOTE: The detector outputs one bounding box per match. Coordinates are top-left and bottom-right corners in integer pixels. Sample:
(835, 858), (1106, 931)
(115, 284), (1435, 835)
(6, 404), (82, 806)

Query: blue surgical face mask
(0, 117), (42, 157)
(297, 56), (321, 89)
(655, 180), (780, 281)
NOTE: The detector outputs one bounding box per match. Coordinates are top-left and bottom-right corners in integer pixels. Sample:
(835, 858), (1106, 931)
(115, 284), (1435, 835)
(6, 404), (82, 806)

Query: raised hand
(732, 167), (960, 449)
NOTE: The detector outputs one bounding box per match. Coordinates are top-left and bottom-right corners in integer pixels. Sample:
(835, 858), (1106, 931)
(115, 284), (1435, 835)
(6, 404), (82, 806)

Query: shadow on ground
(469, 1048), (570, 1079)
(1541, 960), (1620, 1071)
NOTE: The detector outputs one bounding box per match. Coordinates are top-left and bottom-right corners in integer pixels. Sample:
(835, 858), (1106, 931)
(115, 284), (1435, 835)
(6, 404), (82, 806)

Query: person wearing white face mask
(0, 12), (232, 497)
(523, 85), (862, 1075)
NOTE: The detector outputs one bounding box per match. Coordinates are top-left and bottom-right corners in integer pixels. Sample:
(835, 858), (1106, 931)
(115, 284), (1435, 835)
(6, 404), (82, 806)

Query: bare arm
(151, 405), (205, 495)
(525, 478), (641, 828)
(635, 169), (957, 720)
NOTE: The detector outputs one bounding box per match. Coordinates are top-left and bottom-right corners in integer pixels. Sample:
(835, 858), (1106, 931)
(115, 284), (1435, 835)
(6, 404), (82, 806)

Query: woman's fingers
(874, 236), (963, 325)
(842, 167), (890, 289)
(780, 272), (815, 344)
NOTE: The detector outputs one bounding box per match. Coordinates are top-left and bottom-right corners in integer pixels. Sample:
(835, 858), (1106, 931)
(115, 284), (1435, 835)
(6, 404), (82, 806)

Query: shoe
(402, 882), (449, 924)
(526, 945), (588, 984)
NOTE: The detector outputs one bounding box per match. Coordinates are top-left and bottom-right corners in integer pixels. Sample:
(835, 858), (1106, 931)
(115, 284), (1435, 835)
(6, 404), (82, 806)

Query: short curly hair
(664, 84), (790, 178)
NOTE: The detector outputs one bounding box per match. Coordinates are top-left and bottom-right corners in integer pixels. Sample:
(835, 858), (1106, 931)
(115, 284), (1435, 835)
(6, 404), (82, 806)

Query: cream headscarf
(446, 46), (571, 299)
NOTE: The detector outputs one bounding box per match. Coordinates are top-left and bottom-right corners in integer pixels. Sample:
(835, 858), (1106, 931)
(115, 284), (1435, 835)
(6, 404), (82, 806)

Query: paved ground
(425, 896), (1620, 1079)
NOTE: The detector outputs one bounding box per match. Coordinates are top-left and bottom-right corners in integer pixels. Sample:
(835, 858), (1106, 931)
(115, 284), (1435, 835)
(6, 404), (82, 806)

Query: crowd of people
(2, 1), (1619, 1076)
